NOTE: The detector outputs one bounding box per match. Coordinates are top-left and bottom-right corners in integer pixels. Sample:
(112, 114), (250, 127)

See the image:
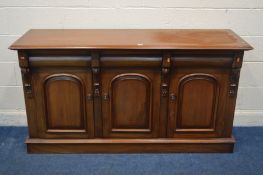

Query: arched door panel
(101, 70), (160, 138)
(168, 70), (229, 138)
(33, 72), (94, 138)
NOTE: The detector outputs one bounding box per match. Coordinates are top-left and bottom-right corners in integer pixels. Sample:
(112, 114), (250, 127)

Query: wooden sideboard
(9, 29), (252, 153)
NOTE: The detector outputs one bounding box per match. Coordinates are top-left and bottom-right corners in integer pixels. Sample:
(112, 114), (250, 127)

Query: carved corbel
(161, 53), (171, 97)
(161, 69), (169, 97)
(18, 51), (33, 98)
(229, 52), (243, 97)
(229, 69), (240, 97)
(91, 52), (101, 98)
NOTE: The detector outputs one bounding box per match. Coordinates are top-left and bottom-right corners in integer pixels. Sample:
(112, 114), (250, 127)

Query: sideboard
(9, 29), (252, 153)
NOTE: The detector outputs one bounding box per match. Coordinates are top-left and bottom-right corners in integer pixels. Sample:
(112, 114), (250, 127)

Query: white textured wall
(0, 1), (262, 123)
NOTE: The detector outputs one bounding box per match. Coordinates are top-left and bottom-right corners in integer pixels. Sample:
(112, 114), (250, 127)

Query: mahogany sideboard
(9, 29), (252, 153)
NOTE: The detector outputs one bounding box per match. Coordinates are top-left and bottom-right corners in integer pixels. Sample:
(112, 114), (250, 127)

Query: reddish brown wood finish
(26, 137), (235, 153)
(10, 29), (252, 153)
(168, 69), (229, 138)
(32, 71), (94, 139)
(101, 69), (160, 138)
(10, 29), (252, 50)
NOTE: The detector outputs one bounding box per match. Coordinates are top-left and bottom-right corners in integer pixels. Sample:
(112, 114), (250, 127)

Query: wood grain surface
(9, 29), (252, 50)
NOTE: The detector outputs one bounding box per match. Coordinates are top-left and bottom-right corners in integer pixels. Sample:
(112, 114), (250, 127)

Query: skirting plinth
(26, 136), (235, 153)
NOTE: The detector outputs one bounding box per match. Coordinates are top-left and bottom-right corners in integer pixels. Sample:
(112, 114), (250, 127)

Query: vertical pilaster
(18, 50), (38, 137)
(229, 52), (243, 97)
(91, 51), (103, 137)
(223, 51), (244, 137)
(19, 51), (33, 98)
(159, 51), (171, 137)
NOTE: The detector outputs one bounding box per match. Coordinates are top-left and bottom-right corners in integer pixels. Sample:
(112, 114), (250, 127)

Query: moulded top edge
(9, 29), (253, 51)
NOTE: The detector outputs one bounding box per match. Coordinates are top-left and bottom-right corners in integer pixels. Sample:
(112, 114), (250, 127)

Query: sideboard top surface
(9, 29), (252, 50)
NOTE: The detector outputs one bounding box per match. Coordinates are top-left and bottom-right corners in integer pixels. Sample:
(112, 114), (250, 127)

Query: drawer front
(29, 56), (91, 67)
(99, 50), (162, 68)
(101, 69), (161, 138)
(168, 69), (229, 138)
(33, 71), (94, 139)
(171, 51), (234, 68)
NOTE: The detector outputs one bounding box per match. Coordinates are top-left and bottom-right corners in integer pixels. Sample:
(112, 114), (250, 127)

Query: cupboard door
(101, 69), (160, 138)
(33, 71), (94, 138)
(168, 69), (229, 138)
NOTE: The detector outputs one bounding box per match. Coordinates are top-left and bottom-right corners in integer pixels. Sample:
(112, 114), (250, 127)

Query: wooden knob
(170, 93), (176, 101)
(103, 93), (109, 100)
(86, 94), (93, 100)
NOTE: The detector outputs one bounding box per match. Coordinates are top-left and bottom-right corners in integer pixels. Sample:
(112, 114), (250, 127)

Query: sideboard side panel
(222, 51), (244, 137)
(18, 50), (39, 138)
